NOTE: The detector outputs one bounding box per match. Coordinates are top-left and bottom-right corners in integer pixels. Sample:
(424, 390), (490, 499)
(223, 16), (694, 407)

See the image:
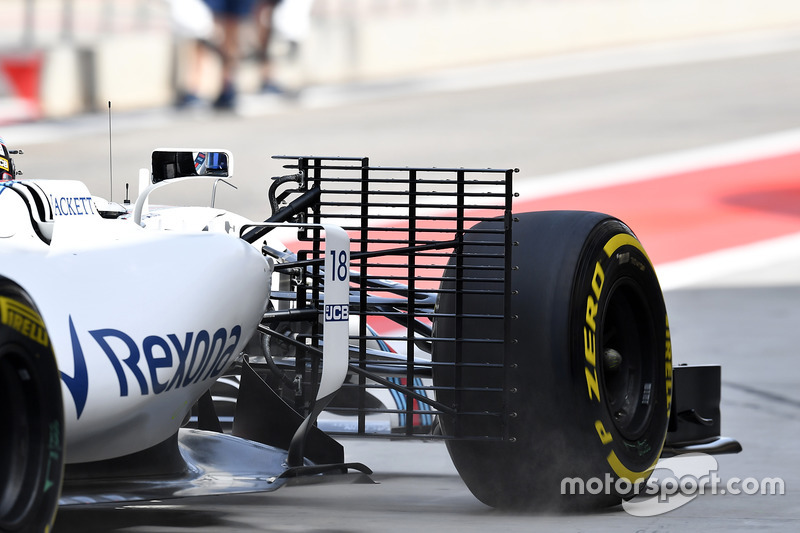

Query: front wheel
(433, 211), (672, 509)
(0, 280), (64, 533)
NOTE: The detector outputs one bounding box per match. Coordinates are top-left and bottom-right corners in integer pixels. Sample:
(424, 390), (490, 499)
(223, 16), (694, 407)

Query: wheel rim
(0, 346), (42, 530)
(599, 278), (658, 442)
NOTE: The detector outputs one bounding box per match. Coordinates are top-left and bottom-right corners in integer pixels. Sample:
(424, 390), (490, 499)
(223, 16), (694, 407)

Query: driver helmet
(0, 138), (16, 180)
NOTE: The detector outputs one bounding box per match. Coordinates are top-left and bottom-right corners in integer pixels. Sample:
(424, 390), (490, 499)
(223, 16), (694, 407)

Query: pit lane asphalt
(49, 237), (800, 533)
(12, 28), (799, 532)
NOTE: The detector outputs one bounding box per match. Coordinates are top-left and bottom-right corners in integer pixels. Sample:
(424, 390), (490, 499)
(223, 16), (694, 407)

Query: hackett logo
(49, 194), (96, 216)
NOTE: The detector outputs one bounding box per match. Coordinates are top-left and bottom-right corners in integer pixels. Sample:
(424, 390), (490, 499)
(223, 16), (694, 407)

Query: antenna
(108, 101), (113, 202)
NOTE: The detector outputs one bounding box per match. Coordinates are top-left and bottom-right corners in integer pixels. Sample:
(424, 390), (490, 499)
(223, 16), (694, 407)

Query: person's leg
(176, 39), (206, 107)
(212, 13), (240, 108)
(256, 0), (281, 93)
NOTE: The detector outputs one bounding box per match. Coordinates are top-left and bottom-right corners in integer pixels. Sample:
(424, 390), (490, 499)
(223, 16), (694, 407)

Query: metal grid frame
(267, 156), (515, 441)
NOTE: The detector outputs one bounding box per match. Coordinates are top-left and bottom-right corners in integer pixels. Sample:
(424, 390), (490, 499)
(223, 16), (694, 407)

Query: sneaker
(175, 91), (202, 109)
(260, 82), (285, 95)
(212, 85), (237, 110)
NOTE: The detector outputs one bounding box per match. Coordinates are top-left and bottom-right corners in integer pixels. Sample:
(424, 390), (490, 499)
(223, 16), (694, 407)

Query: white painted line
(509, 129), (800, 290)
(657, 232), (800, 290)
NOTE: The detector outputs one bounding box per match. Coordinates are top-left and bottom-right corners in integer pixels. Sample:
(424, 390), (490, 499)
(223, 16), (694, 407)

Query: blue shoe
(212, 85), (237, 110)
(260, 82), (284, 95)
(175, 92), (202, 109)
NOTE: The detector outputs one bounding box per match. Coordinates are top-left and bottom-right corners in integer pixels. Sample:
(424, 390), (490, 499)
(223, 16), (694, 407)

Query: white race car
(0, 144), (740, 532)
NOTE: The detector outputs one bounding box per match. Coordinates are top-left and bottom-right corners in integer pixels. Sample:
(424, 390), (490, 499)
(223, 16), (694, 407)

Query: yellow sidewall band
(583, 232), (672, 484)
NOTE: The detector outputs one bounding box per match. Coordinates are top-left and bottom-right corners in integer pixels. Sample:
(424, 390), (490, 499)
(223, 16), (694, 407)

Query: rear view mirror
(151, 150), (233, 183)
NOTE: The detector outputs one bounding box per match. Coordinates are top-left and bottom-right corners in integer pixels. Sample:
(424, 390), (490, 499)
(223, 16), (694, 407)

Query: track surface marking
(515, 151), (800, 265)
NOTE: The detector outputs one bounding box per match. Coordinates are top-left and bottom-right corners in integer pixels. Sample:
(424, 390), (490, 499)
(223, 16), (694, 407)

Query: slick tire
(0, 280), (64, 533)
(433, 211), (672, 510)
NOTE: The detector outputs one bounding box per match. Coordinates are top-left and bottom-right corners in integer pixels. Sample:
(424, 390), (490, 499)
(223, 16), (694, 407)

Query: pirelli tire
(433, 211), (672, 510)
(0, 280), (64, 533)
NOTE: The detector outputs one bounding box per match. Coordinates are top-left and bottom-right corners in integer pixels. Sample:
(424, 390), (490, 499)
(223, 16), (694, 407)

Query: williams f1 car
(0, 145), (741, 532)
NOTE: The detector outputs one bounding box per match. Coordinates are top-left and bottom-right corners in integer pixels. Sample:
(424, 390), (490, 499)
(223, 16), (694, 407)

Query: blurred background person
(262, 0), (314, 96)
(166, 0), (215, 108)
(202, 0), (257, 110)
(255, 0), (283, 94)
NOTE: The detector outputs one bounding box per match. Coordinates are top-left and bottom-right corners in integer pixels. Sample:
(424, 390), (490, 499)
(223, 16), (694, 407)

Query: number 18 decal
(330, 249), (348, 282)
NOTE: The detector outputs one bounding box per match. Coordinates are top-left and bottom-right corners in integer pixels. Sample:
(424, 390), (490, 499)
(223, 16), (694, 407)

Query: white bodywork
(0, 176), (272, 464)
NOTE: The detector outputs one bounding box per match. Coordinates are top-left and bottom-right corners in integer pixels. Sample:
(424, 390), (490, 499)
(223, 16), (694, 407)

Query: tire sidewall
(433, 212), (671, 509)
(0, 282), (64, 533)
(565, 219), (672, 494)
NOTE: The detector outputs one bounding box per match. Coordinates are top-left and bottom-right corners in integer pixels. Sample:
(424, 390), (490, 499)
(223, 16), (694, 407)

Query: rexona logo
(60, 315), (242, 419)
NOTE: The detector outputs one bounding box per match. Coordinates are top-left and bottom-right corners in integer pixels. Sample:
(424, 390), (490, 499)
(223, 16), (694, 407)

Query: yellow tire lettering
(0, 296), (49, 347)
(584, 325), (596, 366)
(584, 261), (605, 403)
(595, 420), (613, 445)
(585, 295), (598, 333)
(591, 261), (605, 298)
(585, 366), (600, 402)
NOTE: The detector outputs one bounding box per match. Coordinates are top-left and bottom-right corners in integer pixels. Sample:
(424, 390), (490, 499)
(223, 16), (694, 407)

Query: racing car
(0, 143), (741, 532)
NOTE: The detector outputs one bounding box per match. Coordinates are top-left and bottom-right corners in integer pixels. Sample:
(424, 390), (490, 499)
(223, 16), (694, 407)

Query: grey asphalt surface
(8, 29), (799, 532)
